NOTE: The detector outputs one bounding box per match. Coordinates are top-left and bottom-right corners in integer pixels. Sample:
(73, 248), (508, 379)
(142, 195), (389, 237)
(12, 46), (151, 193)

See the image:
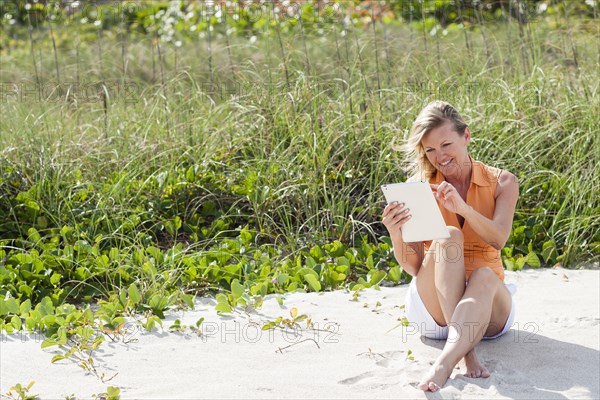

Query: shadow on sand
(419, 328), (599, 399)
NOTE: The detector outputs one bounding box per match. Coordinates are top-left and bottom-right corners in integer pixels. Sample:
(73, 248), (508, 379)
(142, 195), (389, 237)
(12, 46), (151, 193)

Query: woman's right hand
(382, 201), (412, 240)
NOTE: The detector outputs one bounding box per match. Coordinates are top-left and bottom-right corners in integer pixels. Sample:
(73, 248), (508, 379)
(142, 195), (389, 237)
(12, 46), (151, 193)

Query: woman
(382, 101), (519, 392)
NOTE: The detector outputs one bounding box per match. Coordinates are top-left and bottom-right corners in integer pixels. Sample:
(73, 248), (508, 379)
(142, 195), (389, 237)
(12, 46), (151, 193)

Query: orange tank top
(425, 156), (505, 281)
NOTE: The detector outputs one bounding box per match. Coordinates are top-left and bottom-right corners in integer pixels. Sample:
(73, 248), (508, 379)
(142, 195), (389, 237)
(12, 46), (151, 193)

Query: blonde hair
(402, 101), (468, 181)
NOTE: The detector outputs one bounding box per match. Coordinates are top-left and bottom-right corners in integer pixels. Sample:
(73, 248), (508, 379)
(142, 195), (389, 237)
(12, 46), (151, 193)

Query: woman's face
(421, 121), (470, 180)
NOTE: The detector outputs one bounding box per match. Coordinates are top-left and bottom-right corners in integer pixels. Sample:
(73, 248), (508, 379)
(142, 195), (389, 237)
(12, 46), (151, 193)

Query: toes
(465, 369), (491, 379)
(418, 381), (439, 392)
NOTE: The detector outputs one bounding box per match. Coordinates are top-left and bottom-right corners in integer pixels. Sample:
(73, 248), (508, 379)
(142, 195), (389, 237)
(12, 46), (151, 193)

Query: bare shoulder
(495, 170), (519, 198)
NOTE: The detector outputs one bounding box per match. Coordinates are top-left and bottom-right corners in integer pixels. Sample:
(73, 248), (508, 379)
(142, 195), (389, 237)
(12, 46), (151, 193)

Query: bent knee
(432, 225), (465, 246)
(469, 267), (500, 289)
(430, 226), (464, 263)
(445, 226), (464, 242)
(431, 226), (464, 248)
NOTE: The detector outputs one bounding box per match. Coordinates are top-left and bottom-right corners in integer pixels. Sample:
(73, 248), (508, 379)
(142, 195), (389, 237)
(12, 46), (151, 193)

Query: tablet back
(381, 181), (450, 242)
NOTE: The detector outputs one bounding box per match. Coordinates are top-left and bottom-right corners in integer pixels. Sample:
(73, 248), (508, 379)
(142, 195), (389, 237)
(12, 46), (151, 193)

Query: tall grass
(0, 15), (598, 275)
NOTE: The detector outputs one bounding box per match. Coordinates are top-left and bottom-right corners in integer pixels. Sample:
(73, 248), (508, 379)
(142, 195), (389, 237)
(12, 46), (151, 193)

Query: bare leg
(418, 267), (512, 391)
(416, 226), (466, 327)
(416, 227), (492, 387)
(434, 228), (467, 324)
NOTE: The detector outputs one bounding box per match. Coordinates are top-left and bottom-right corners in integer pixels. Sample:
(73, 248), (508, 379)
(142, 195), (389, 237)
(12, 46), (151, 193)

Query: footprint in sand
(338, 350), (409, 387)
(337, 369), (403, 389)
(375, 350), (406, 368)
(338, 371), (376, 385)
(492, 360), (535, 387)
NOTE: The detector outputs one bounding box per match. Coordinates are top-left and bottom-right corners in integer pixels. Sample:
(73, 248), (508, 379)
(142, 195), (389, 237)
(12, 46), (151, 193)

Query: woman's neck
(444, 156), (472, 189)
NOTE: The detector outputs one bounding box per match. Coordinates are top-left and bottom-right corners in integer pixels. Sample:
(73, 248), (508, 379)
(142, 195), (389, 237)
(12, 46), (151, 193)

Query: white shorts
(405, 277), (517, 340)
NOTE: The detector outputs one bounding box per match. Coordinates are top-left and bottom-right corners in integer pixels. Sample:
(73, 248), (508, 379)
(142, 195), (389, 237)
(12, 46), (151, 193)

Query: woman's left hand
(430, 182), (468, 216)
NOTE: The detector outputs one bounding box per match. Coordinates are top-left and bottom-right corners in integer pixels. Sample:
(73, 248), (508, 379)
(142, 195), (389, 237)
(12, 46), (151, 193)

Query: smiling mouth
(439, 159), (453, 167)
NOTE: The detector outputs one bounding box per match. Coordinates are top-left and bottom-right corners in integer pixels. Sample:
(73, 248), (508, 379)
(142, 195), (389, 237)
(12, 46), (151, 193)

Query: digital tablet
(381, 181), (450, 242)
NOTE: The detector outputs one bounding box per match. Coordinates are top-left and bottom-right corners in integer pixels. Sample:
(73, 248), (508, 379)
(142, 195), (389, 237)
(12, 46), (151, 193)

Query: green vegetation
(0, 0), (598, 394)
(2, 380), (120, 400)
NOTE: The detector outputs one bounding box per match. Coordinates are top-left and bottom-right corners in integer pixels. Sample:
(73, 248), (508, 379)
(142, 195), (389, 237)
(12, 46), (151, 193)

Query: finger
(439, 183), (454, 196)
(385, 210), (407, 227)
(384, 215), (403, 230)
(384, 201), (401, 211)
(388, 215), (410, 231)
(399, 214), (412, 224)
(392, 207), (410, 219)
(382, 208), (402, 226)
(435, 184), (445, 196)
(383, 202), (404, 218)
(441, 181), (455, 194)
(382, 203), (396, 218)
(393, 209), (411, 224)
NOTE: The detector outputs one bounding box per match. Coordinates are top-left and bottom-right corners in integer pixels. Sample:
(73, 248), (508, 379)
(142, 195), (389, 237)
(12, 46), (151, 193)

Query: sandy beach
(1, 267), (598, 399)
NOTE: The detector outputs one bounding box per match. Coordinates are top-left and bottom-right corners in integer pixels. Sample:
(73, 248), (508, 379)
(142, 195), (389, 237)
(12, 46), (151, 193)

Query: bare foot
(417, 363), (452, 392)
(463, 350), (490, 378)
